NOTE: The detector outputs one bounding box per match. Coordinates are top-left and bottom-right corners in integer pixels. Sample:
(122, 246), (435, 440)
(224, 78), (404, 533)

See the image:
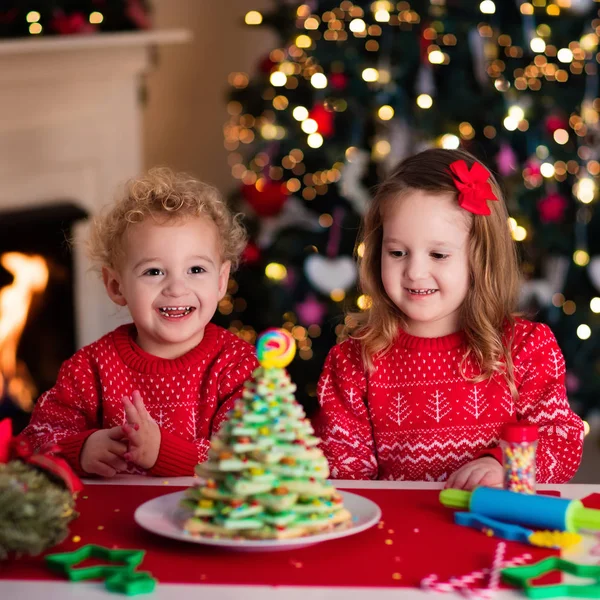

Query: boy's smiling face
(103, 215), (230, 359)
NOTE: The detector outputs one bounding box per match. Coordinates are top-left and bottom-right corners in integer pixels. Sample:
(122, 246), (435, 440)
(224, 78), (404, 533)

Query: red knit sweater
(21, 323), (258, 477)
(313, 319), (584, 483)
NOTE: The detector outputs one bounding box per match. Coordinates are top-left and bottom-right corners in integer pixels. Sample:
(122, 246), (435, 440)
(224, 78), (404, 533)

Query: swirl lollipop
(256, 328), (296, 369)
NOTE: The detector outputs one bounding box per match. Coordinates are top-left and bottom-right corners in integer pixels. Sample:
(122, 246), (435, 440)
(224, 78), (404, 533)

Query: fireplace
(0, 30), (188, 431)
(0, 204), (87, 431)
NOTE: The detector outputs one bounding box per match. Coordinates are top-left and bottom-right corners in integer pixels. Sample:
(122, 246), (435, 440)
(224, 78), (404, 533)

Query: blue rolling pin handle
(454, 511), (534, 544)
(470, 487), (571, 531)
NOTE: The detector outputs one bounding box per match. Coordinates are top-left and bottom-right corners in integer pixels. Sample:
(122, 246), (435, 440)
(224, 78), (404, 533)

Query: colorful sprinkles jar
(500, 423), (538, 494)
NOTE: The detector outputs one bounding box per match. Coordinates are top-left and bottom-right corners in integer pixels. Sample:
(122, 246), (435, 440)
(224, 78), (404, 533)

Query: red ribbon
(449, 160), (498, 216)
(0, 419), (83, 494)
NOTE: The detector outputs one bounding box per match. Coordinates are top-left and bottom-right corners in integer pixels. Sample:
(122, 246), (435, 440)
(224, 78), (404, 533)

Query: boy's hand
(80, 426), (128, 477)
(445, 456), (504, 490)
(122, 390), (161, 470)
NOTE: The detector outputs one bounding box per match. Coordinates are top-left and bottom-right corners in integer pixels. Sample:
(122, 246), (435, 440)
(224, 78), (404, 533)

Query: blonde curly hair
(351, 148), (521, 399)
(87, 167), (247, 271)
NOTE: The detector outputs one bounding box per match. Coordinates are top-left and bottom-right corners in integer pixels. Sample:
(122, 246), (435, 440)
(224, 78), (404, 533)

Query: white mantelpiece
(0, 30), (190, 348)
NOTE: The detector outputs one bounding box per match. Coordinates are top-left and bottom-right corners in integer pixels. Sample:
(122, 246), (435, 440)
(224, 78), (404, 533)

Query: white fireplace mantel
(0, 30), (191, 349)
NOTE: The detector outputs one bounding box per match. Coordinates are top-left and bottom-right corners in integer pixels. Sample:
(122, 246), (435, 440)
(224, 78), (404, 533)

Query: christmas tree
(181, 329), (351, 539)
(0, 1), (151, 37)
(215, 0), (600, 416)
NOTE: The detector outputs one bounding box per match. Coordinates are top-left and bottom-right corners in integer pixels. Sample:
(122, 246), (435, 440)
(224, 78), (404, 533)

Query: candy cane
(421, 551), (532, 594)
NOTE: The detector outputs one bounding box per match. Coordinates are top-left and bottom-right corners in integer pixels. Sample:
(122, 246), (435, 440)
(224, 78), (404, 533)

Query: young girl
(314, 148), (584, 489)
(21, 168), (258, 477)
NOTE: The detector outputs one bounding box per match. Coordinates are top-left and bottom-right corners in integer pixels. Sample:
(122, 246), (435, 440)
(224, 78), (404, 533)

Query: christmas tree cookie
(180, 328), (352, 539)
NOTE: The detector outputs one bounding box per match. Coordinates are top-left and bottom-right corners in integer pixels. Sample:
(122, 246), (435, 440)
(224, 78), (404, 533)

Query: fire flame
(0, 252), (49, 411)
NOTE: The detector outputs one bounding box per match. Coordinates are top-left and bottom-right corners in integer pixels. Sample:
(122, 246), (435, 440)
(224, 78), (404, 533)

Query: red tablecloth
(1, 485), (560, 588)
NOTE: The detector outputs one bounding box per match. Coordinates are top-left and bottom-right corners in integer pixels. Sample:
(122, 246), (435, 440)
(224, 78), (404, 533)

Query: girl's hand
(445, 456), (503, 490)
(80, 426), (128, 477)
(122, 390), (161, 470)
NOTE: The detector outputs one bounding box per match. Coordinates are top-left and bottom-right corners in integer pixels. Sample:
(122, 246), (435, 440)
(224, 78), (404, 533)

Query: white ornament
(589, 256), (600, 292)
(256, 196), (321, 248)
(519, 255), (569, 307)
(338, 148), (371, 215)
(567, 0), (594, 14)
(304, 254), (357, 294)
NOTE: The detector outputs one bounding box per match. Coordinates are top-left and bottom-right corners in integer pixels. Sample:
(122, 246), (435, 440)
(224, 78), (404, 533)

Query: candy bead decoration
(256, 328), (296, 369)
(500, 424), (538, 495)
(503, 444), (536, 494)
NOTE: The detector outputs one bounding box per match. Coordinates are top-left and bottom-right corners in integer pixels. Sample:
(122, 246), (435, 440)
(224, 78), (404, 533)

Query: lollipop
(256, 328), (296, 369)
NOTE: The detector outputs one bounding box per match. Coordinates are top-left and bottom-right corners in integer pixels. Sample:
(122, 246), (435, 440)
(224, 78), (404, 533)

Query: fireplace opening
(0, 203), (88, 433)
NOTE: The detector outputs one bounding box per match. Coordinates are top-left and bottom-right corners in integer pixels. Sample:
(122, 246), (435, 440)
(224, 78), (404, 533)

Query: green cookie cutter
(45, 544), (145, 581)
(502, 557), (600, 598)
(105, 570), (157, 595)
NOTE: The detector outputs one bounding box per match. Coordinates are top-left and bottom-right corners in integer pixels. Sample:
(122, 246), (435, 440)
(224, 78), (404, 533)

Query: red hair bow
(0, 419), (83, 494)
(449, 160), (498, 216)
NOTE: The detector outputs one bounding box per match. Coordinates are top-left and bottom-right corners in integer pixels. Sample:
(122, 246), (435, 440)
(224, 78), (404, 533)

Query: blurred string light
(89, 11), (103, 24)
(575, 177), (595, 203)
(292, 106), (309, 121)
(573, 250), (590, 267)
(26, 11), (40, 22)
(416, 94), (433, 109)
(362, 67), (379, 82)
(265, 263), (287, 281)
(311, 73), (328, 88)
(378, 105), (394, 120)
(591, 298), (600, 313)
(508, 218), (527, 242)
(245, 11), (263, 25)
(479, 1), (496, 15)
(440, 134), (459, 149)
(577, 324), (591, 340)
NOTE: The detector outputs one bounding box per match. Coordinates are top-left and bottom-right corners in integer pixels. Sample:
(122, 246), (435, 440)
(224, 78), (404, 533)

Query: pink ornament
(283, 266), (297, 290)
(496, 143), (518, 177)
(566, 371), (580, 393)
(537, 192), (568, 224)
(524, 158), (541, 177)
(295, 295), (326, 326)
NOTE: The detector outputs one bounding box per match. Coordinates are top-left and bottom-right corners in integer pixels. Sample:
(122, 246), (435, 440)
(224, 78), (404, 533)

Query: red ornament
(537, 192), (568, 224)
(126, 0), (152, 29)
(544, 113), (568, 136)
(50, 11), (97, 34)
(259, 54), (276, 74)
(242, 180), (287, 217)
(330, 72), (348, 90)
(308, 104), (334, 137)
(241, 241), (261, 265)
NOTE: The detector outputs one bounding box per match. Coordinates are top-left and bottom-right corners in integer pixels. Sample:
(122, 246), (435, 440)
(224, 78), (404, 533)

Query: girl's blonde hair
(353, 148), (521, 397)
(87, 167), (247, 271)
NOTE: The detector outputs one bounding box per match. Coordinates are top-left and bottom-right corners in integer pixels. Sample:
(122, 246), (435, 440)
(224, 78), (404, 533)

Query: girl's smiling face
(381, 189), (471, 338)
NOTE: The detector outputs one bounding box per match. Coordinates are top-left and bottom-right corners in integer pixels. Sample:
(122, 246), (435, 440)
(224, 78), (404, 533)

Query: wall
(143, 0), (277, 194)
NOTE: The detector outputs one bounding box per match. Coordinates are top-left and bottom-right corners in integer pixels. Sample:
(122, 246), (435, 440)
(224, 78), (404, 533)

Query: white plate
(134, 490), (381, 552)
